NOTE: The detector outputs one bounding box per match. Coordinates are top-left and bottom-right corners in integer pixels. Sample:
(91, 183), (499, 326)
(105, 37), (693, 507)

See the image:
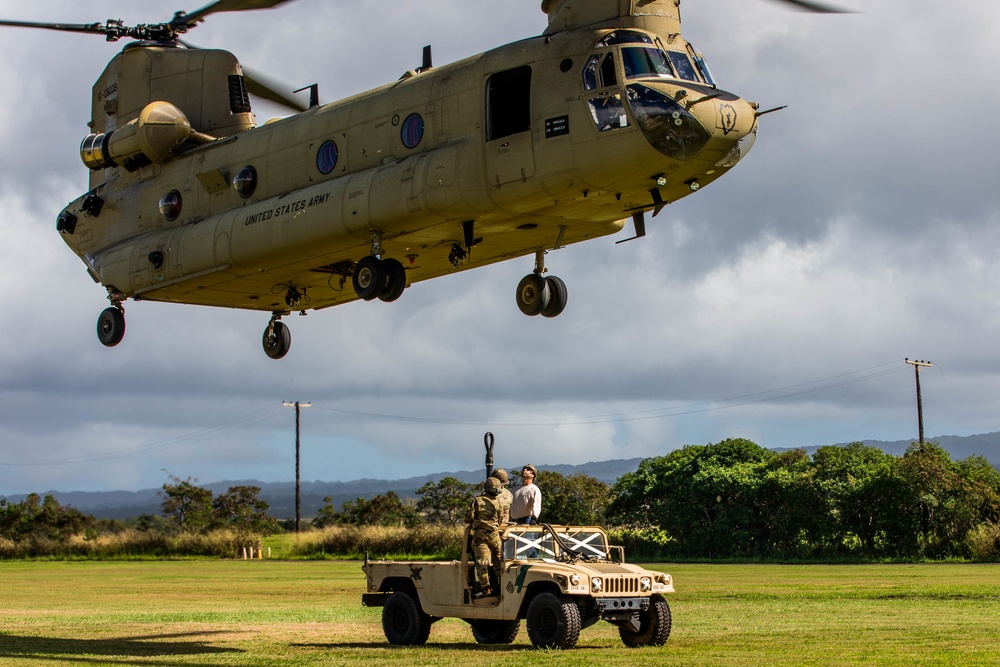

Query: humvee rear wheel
(619, 594), (672, 647)
(382, 591), (431, 645)
(469, 618), (520, 644)
(526, 592), (581, 649)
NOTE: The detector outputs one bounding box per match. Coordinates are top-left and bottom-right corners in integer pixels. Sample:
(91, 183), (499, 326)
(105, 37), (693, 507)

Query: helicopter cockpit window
(666, 51), (700, 82)
(589, 95), (628, 132)
(597, 30), (654, 47)
(622, 47), (675, 81)
(600, 53), (618, 88)
(583, 53), (619, 91)
(692, 52), (717, 87)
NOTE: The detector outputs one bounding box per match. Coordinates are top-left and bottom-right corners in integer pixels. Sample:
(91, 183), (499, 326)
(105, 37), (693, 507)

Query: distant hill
(0, 459), (643, 521)
(4, 432), (997, 520)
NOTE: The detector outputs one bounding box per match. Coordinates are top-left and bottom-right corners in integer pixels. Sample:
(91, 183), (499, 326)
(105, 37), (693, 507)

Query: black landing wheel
(262, 321), (291, 359)
(96, 307), (125, 347)
(515, 274), (550, 316)
(540, 275), (568, 318)
(353, 255), (385, 301)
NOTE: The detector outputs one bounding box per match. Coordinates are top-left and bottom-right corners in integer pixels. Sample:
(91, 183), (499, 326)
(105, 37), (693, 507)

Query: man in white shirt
(510, 464), (541, 524)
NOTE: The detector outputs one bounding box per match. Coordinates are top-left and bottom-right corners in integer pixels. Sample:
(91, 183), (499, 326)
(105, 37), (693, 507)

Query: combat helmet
(483, 477), (501, 495)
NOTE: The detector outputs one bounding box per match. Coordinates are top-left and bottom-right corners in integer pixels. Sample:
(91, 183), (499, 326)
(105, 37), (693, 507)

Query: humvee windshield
(503, 527), (610, 561)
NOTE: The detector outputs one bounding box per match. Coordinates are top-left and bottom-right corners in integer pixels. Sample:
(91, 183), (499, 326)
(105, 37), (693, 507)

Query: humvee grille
(603, 576), (640, 594)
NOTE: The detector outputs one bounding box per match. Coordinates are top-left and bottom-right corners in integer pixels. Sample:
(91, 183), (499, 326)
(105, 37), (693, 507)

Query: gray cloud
(1, 0), (998, 495)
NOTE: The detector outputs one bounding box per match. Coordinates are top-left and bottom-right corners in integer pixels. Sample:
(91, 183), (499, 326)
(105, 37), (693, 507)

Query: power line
(310, 360), (908, 427)
(0, 360), (910, 467)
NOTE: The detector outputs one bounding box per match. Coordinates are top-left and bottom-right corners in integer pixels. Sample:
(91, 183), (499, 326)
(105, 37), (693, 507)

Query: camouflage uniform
(491, 468), (514, 525)
(466, 478), (503, 593)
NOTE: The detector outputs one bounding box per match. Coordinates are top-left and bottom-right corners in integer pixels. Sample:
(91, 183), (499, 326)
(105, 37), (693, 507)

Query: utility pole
(282, 401), (312, 534)
(905, 359), (932, 447)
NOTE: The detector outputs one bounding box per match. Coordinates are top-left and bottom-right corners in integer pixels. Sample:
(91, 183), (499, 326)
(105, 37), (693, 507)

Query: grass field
(2, 560), (999, 666)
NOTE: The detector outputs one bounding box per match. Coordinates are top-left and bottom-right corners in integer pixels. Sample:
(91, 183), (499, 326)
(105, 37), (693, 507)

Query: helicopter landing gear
(515, 251), (568, 318)
(352, 256), (407, 302)
(262, 313), (291, 360)
(96, 304), (126, 347)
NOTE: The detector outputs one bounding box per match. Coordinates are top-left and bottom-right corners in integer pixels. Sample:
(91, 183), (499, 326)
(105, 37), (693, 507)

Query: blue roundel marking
(401, 114), (424, 149)
(316, 140), (338, 174)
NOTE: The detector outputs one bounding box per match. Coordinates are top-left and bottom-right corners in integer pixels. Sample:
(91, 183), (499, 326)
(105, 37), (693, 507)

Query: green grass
(1, 561), (998, 666)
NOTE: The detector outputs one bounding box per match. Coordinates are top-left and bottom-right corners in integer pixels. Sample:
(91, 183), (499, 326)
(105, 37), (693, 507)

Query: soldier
(491, 468), (514, 525)
(465, 477), (503, 598)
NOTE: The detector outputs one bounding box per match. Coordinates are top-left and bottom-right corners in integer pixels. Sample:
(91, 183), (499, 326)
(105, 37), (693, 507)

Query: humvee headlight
(640, 576), (652, 592)
(570, 574), (581, 586)
(591, 577), (603, 592)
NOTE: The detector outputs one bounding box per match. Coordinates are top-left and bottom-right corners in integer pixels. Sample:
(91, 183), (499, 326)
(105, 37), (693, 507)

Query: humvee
(361, 523), (673, 649)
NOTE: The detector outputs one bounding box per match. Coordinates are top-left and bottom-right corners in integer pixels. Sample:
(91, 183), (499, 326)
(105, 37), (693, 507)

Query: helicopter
(1, 0), (848, 359)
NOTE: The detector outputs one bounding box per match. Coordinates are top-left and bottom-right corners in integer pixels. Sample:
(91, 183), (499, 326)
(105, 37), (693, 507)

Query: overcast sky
(1, 0), (998, 496)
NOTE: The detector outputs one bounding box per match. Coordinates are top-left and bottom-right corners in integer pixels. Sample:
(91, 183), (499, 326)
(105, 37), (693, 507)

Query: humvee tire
(525, 592), (581, 649)
(469, 618), (521, 644)
(619, 594), (672, 647)
(382, 591), (432, 645)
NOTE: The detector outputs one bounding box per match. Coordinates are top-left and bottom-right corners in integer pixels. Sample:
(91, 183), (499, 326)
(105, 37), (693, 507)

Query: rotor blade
(768, 0), (853, 12)
(175, 0), (300, 28)
(0, 19), (109, 35)
(179, 38), (307, 112)
(244, 68), (309, 113)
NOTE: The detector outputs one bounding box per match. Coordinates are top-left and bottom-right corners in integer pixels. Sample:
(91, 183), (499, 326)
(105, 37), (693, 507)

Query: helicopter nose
(627, 83), (757, 166)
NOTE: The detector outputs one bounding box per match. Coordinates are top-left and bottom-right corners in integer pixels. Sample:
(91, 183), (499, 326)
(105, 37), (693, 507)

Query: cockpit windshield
(622, 47), (675, 81)
(597, 30), (654, 47)
(593, 29), (714, 87)
(666, 51), (699, 82)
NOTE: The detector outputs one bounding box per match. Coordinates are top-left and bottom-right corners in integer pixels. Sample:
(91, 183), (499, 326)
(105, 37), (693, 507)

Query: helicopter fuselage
(55, 0), (759, 356)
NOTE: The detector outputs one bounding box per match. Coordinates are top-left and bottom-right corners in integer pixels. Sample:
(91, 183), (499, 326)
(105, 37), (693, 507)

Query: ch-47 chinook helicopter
(1, 0), (847, 359)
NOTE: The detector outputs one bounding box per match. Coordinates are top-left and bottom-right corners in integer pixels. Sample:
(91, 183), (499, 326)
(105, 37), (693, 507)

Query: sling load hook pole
(484, 432), (495, 479)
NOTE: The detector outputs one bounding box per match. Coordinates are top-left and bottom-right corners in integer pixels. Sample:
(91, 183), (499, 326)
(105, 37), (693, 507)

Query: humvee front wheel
(619, 594), (672, 647)
(382, 591), (431, 645)
(469, 618), (520, 644)
(526, 592), (581, 649)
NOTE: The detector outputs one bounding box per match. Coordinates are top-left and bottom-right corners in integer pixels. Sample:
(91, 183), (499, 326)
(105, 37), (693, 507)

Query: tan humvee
(362, 523), (673, 649)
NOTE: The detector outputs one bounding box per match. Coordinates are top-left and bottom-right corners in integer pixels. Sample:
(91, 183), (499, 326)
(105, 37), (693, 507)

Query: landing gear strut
(262, 312), (291, 359)
(515, 251), (568, 318)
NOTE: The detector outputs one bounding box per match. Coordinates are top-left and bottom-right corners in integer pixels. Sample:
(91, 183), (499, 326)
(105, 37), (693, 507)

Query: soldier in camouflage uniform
(465, 477), (503, 597)
(491, 468), (514, 525)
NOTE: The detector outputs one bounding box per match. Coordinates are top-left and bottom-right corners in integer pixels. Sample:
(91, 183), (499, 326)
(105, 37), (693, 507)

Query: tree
(340, 492), (421, 527)
(312, 496), (341, 528)
(415, 477), (477, 526)
(812, 442), (907, 557)
(160, 476), (213, 532)
(899, 442), (1000, 558)
(534, 471), (609, 525)
(0, 493), (92, 543)
(212, 485), (278, 534)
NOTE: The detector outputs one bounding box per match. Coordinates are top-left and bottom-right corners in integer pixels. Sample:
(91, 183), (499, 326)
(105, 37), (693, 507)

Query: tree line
(2, 440), (999, 561)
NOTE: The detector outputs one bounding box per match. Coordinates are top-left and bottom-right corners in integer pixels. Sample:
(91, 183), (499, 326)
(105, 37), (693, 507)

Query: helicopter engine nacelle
(80, 101), (197, 171)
